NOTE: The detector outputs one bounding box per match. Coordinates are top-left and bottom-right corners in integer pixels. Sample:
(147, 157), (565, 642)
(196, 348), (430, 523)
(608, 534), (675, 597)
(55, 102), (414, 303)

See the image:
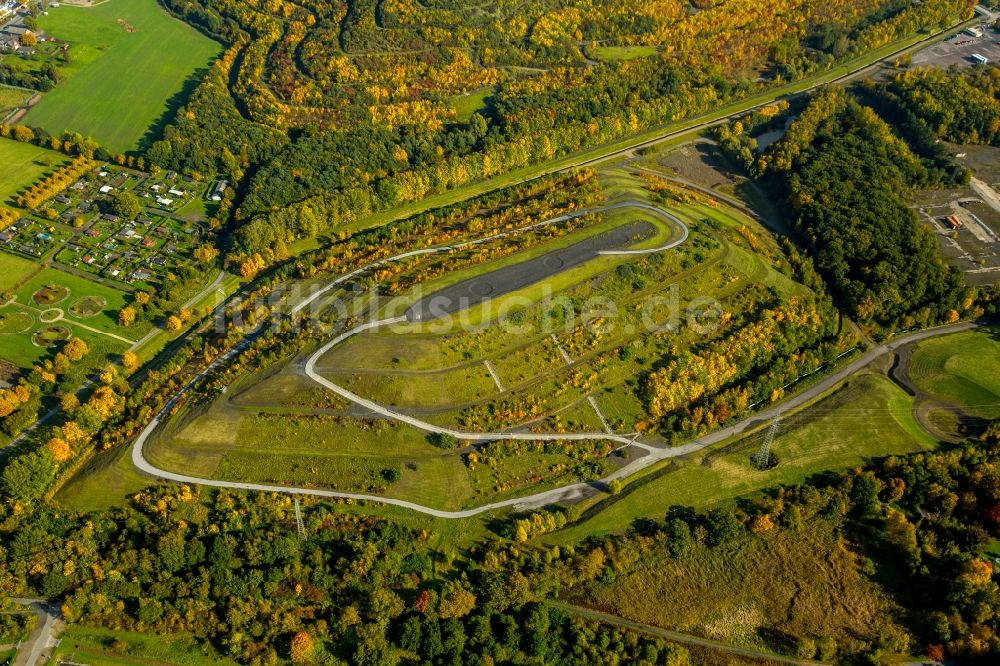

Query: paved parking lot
(911, 24), (1000, 68)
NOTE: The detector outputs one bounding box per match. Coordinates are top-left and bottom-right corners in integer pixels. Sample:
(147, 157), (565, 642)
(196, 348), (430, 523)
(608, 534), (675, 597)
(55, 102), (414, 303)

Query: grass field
(449, 87), (493, 121)
(908, 327), (1000, 420)
(49, 625), (238, 666)
(0, 251), (42, 289)
(0, 84), (32, 117)
(0, 138), (69, 207)
(588, 45), (659, 61)
(574, 520), (906, 658)
(549, 374), (936, 544)
(55, 442), (159, 513)
(29, 0), (222, 152)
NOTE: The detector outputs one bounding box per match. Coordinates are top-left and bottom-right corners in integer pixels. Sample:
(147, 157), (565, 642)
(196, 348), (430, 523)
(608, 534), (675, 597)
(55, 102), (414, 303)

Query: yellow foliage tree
(289, 631), (314, 663)
(64, 337), (89, 362)
(46, 437), (72, 463)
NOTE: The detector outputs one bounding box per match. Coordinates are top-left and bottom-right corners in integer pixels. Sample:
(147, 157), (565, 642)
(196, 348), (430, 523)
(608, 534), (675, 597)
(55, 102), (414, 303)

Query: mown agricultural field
(28, 0), (221, 152)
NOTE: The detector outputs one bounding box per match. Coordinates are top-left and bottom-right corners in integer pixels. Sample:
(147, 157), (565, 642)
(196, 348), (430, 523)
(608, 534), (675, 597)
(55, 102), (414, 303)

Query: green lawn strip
(588, 45), (659, 62)
(49, 625), (237, 666)
(448, 86), (493, 121)
(546, 374), (936, 545)
(907, 327), (1000, 419)
(0, 138), (71, 208)
(29, 0), (221, 152)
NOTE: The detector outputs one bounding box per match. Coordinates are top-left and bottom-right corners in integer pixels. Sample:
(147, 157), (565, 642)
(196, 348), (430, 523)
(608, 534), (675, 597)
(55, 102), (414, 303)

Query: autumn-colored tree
(86, 386), (120, 421)
(62, 421), (86, 444)
(20, 31), (37, 47)
(514, 524), (528, 543)
(240, 253), (267, 279)
(64, 337), (89, 362)
(274, 239), (290, 260)
(165, 315), (183, 333)
(0, 385), (30, 417)
(289, 631), (314, 663)
(750, 514), (774, 532)
(60, 393), (79, 413)
(122, 351), (139, 374)
(11, 125), (34, 143)
(46, 437), (72, 463)
(133, 291), (151, 307)
(414, 589), (432, 613)
(193, 244), (220, 264)
(118, 306), (136, 327)
(886, 477), (906, 502)
(437, 584), (476, 619)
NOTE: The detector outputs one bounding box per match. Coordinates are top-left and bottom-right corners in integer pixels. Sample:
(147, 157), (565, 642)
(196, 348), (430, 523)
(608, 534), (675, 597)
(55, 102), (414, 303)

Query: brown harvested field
(572, 520), (907, 658)
(645, 141), (740, 191)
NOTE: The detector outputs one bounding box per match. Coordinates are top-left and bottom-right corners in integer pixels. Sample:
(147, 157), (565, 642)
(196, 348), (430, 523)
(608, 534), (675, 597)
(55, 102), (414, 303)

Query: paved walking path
(130, 193), (984, 516)
(10, 598), (61, 666)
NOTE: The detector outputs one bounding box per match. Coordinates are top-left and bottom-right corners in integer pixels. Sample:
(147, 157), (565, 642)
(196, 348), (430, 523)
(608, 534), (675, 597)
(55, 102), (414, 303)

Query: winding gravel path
(130, 197), (982, 518)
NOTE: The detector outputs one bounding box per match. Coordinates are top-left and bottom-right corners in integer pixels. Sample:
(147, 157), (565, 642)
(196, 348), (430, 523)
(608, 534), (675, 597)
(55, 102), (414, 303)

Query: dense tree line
(742, 89), (970, 328)
(142, 0), (970, 259)
(3, 414), (999, 663)
(0, 485), (700, 665)
(870, 66), (1000, 146)
(0, 60), (59, 92)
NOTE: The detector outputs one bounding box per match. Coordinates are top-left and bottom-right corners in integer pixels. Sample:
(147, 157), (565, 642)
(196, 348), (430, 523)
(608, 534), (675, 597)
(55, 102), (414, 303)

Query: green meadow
(29, 0), (221, 152)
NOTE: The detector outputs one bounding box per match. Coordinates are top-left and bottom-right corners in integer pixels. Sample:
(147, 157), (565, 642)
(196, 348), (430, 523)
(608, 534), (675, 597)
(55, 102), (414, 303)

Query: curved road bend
(130, 196), (983, 517)
(133, 272), (982, 519)
(289, 200), (685, 318)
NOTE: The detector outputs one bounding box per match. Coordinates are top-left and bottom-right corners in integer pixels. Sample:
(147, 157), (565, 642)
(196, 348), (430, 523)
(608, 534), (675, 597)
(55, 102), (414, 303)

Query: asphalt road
(9, 598), (61, 666)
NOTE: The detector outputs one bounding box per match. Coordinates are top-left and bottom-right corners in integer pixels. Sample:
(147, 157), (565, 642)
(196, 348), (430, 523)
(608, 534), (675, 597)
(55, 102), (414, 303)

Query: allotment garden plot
(2, 162), (208, 287)
(0, 147), (217, 375)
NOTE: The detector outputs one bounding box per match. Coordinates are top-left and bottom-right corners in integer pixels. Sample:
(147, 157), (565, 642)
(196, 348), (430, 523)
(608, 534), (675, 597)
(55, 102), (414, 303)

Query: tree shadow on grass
(135, 65), (213, 154)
